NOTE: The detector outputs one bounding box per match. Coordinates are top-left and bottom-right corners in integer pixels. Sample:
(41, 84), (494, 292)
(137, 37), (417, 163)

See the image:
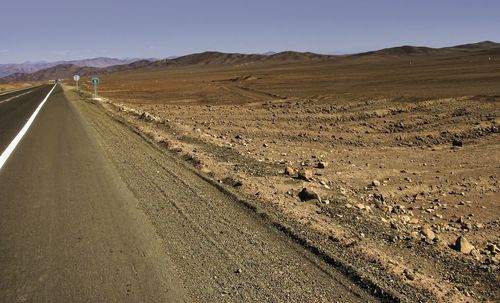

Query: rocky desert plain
(67, 43), (499, 302)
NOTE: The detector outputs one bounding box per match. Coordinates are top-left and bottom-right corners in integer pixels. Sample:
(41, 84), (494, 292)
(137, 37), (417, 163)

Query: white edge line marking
(0, 84), (57, 171)
(0, 90), (34, 105)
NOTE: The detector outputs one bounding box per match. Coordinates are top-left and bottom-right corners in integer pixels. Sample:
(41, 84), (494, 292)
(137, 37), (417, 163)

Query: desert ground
(70, 48), (499, 302)
(0, 81), (44, 92)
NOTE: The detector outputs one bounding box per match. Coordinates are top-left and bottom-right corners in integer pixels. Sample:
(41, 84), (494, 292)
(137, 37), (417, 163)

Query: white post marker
(73, 74), (80, 91)
(92, 76), (99, 99)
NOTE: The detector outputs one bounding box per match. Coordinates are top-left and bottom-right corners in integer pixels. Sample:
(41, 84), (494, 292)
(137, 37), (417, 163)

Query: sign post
(91, 76), (100, 98)
(73, 75), (80, 91)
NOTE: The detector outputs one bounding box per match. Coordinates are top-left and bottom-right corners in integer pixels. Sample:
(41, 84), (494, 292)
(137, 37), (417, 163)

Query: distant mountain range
(1, 41), (498, 83)
(357, 40), (500, 56)
(0, 57), (154, 78)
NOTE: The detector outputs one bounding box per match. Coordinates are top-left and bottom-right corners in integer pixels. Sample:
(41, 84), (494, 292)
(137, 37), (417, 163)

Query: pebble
(401, 215), (411, 223)
(404, 269), (416, 281)
(452, 139), (463, 147)
(409, 218), (419, 224)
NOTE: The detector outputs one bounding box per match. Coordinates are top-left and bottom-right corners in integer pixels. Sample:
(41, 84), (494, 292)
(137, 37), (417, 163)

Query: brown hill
(2, 41), (498, 83)
(0, 57), (147, 78)
(172, 52), (263, 65)
(447, 40), (500, 50)
(0, 60), (154, 83)
(266, 51), (332, 61)
(357, 41), (500, 57)
(151, 51), (333, 67)
(0, 64), (98, 83)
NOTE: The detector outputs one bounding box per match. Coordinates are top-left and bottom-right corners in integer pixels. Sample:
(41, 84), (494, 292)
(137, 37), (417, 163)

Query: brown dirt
(0, 81), (44, 92)
(70, 53), (499, 302)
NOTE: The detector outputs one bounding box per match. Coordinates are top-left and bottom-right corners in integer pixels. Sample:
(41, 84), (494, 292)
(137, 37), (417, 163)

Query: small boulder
(401, 215), (411, 223)
(452, 139), (463, 147)
(454, 236), (474, 254)
(284, 166), (295, 176)
(298, 169), (313, 181)
(409, 218), (419, 224)
(355, 203), (366, 210)
(404, 269), (416, 281)
(372, 180), (381, 187)
(298, 188), (320, 202)
(317, 161), (328, 169)
(421, 225), (435, 241)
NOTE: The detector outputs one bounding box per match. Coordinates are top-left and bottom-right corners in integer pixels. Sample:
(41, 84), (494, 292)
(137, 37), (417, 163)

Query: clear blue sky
(1, 0), (499, 63)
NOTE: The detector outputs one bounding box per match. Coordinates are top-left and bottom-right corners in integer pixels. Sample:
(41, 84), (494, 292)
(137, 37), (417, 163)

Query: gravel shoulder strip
(65, 86), (384, 302)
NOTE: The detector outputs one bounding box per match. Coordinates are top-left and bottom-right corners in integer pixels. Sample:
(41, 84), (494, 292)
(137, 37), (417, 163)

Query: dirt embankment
(0, 82), (45, 92)
(72, 77), (500, 302)
(69, 52), (500, 302)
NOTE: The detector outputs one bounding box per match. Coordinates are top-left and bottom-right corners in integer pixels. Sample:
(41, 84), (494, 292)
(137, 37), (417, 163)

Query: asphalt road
(0, 85), (379, 302)
(0, 85), (52, 154)
(0, 85), (186, 302)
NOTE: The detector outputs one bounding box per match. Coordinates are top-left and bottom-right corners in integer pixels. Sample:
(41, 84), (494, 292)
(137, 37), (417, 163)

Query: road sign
(91, 76), (99, 98)
(73, 75), (80, 91)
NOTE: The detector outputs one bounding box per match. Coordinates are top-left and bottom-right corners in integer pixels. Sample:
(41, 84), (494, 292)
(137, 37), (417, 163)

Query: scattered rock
(471, 249), (481, 261)
(355, 203), (366, 210)
(284, 166), (295, 176)
(298, 188), (320, 202)
(235, 268), (242, 274)
(298, 169), (313, 181)
(409, 218), (419, 224)
(454, 236), (474, 254)
(222, 177), (243, 187)
(401, 215), (411, 223)
(452, 139), (463, 147)
(421, 225), (435, 241)
(372, 180), (381, 187)
(404, 269), (416, 281)
(485, 243), (499, 254)
(317, 161), (328, 169)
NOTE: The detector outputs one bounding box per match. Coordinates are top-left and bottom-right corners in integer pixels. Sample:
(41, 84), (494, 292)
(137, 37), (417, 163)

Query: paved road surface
(0, 85), (379, 302)
(0, 85), (51, 153)
(0, 85), (185, 302)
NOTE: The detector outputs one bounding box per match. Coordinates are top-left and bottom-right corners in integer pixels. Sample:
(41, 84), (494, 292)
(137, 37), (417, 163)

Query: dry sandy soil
(0, 82), (44, 92)
(73, 51), (499, 302)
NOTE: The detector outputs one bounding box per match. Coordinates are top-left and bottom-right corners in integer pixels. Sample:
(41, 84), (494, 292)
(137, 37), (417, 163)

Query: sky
(1, 0), (499, 63)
